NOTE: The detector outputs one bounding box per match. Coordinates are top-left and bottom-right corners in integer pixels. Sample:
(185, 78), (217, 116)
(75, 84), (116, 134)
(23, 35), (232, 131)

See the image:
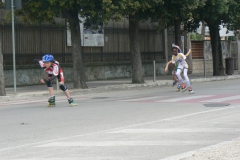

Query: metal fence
(1, 18), (165, 66)
(3, 51), (165, 66)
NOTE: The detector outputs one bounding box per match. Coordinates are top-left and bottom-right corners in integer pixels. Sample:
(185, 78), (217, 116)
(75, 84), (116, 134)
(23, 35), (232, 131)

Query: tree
(189, 0), (240, 76)
(223, 0), (240, 34)
(108, 0), (200, 82)
(156, 0), (203, 46)
(200, 0), (228, 75)
(0, 1), (4, 9)
(110, 0), (164, 83)
(0, 42), (6, 96)
(18, 0), (111, 89)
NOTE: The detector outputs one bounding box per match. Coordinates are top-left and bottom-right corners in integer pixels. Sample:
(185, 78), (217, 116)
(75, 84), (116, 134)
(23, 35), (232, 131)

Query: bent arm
(185, 59), (191, 70)
(185, 49), (192, 57)
(164, 60), (172, 72)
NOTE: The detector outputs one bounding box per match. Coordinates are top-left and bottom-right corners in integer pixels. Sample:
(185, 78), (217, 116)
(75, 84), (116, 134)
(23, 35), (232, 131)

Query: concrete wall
(192, 59), (228, 75)
(5, 59), (230, 87)
(4, 61), (166, 87)
(4, 59), (225, 87)
(4, 58), (230, 87)
(192, 59), (213, 74)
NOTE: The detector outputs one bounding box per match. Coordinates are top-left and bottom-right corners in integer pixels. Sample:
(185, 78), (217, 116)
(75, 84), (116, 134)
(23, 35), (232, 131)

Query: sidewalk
(2, 71), (240, 99)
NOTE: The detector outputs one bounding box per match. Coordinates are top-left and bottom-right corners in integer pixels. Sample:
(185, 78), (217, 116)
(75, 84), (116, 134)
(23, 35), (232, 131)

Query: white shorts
(177, 64), (188, 70)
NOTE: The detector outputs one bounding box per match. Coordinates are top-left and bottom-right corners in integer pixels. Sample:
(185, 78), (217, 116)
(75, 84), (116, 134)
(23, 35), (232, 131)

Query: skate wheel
(47, 103), (55, 107)
(70, 103), (77, 107)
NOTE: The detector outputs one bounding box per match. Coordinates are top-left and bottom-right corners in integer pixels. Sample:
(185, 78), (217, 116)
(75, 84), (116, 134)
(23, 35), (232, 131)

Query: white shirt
(171, 53), (188, 66)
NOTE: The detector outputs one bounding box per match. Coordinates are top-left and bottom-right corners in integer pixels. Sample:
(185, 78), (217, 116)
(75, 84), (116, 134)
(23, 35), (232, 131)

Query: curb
(1, 75), (240, 100)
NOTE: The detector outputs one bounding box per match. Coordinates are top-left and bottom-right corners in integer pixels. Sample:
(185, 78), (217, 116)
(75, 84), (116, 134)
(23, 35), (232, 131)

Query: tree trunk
(129, 12), (144, 83)
(63, 11), (88, 89)
(208, 24), (225, 76)
(0, 43), (6, 96)
(174, 19), (181, 46)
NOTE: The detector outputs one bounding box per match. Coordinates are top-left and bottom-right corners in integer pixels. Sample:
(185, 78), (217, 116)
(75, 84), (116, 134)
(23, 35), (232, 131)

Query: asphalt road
(1, 79), (240, 160)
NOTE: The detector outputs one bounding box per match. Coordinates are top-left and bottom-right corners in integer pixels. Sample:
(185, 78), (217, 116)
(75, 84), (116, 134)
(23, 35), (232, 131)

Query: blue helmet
(42, 54), (54, 62)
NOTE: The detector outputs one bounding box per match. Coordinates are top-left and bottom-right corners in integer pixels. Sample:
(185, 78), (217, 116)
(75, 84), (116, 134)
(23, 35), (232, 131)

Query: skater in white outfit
(171, 45), (194, 93)
(165, 46), (192, 91)
(165, 45), (192, 92)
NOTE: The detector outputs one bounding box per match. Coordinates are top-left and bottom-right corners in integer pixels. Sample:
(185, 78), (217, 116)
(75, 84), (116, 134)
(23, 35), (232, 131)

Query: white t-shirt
(171, 53), (188, 66)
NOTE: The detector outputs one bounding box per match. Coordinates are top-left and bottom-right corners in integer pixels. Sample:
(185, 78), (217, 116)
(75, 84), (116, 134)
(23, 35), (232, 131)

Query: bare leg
(172, 74), (175, 81)
(48, 87), (54, 96)
(59, 82), (77, 106)
(171, 73), (178, 87)
(59, 82), (71, 99)
(64, 89), (71, 99)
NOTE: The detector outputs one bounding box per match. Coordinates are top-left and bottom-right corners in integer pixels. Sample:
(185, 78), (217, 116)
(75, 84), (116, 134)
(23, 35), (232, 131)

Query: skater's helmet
(42, 54), (54, 62)
(172, 44), (182, 53)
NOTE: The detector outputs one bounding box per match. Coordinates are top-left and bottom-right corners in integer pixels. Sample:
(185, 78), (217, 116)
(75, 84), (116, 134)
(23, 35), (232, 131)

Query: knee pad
(59, 84), (68, 91)
(47, 81), (52, 87)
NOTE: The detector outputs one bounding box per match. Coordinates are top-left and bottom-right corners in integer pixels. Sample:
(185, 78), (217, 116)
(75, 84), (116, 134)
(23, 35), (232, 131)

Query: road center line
(201, 95), (240, 102)
(118, 96), (166, 102)
(1, 97), (89, 105)
(156, 95), (214, 102)
(109, 128), (240, 134)
(35, 140), (213, 147)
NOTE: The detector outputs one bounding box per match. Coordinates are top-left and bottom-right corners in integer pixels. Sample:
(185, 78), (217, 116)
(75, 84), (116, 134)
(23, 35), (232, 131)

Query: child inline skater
(171, 45), (194, 93)
(164, 45), (192, 92)
(34, 54), (77, 107)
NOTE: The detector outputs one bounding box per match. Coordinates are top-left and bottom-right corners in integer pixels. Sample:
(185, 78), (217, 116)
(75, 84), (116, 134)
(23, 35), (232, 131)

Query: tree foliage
(0, 1), (4, 9)
(156, 0), (203, 26)
(154, 0), (204, 46)
(224, 0), (240, 31)
(18, 0), (113, 24)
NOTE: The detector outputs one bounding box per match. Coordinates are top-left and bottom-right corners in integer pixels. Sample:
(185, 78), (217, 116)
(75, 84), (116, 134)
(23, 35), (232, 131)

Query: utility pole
(5, 0), (22, 94)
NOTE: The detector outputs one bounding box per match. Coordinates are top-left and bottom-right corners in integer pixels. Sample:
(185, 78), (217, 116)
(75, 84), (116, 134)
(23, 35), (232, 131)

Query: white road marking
(35, 140), (212, 147)
(118, 96), (166, 102)
(156, 95), (215, 102)
(0, 99), (46, 105)
(201, 95), (240, 102)
(1, 97), (89, 105)
(0, 105), (237, 152)
(160, 137), (240, 160)
(109, 128), (240, 134)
